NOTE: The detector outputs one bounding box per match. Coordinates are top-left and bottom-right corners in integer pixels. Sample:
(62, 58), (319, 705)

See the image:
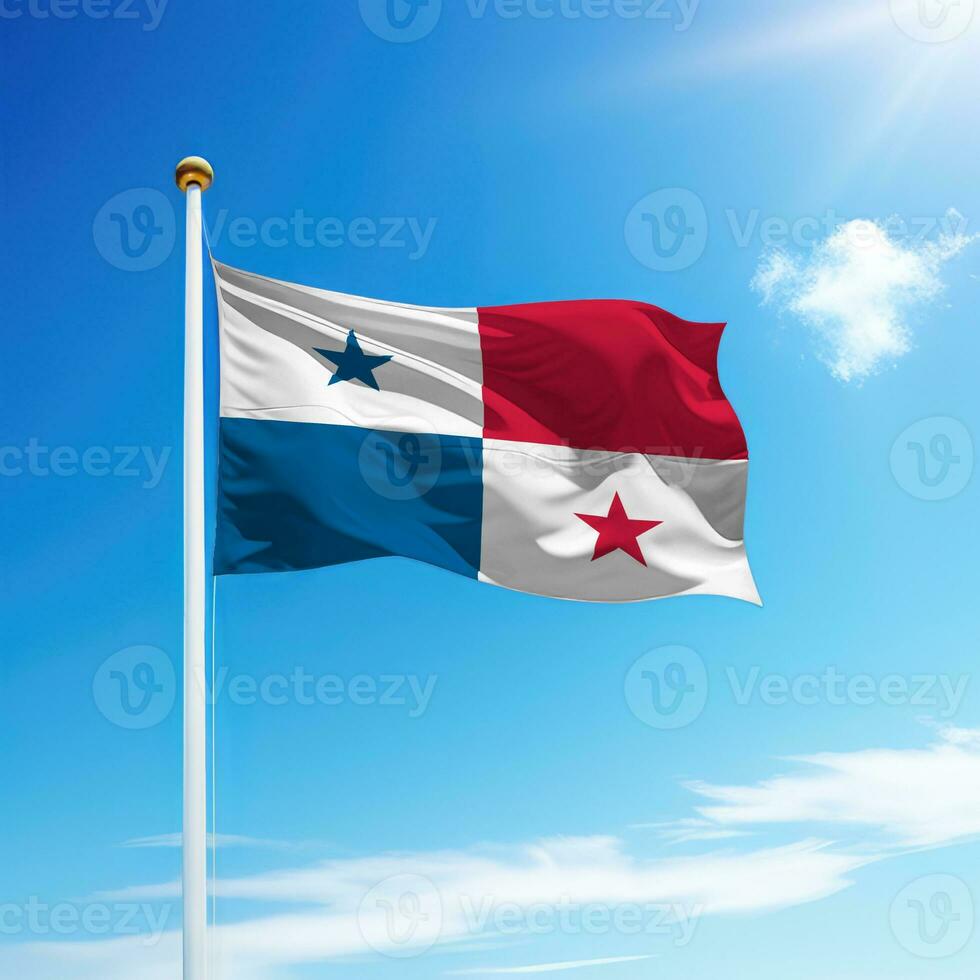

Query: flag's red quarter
(478, 301), (748, 461)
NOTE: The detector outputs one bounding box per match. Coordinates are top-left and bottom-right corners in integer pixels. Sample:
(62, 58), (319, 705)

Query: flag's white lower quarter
(479, 441), (759, 604)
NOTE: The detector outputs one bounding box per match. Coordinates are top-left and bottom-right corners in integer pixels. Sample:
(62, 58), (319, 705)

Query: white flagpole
(175, 155), (214, 980)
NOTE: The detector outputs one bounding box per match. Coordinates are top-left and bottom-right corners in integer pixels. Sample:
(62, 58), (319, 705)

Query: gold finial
(175, 156), (214, 192)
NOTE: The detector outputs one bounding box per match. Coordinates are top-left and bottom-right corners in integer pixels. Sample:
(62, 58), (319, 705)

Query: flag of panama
(213, 262), (760, 604)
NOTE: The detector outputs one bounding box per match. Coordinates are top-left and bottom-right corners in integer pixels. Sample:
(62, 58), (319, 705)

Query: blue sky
(2, 0), (979, 977)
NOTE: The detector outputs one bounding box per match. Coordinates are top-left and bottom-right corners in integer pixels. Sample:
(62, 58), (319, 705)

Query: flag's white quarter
(216, 261), (483, 438)
(479, 441), (759, 604)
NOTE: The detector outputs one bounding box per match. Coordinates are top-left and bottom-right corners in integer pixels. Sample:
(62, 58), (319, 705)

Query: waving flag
(213, 261), (759, 603)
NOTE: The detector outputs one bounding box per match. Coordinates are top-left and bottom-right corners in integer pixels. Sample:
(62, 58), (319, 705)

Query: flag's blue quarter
(216, 418), (484, 578)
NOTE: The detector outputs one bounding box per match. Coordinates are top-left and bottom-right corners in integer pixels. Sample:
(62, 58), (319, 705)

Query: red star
(575, 493), (663, 566)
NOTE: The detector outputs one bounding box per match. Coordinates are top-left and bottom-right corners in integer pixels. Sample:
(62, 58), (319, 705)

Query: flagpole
(175, 155), (214, 980)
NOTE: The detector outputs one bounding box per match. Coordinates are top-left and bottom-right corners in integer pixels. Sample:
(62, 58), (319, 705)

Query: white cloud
(687, 727), (980, 847)
(752, 210), (975, 381)
(0, 934), (180, 980)
(9, 728), (980, 980)
(97, 835), (866, 918)
(630, 818), (751, 845)
(447, 954), (658, 974)
(14, 838), (868, 980)
(932, 724), (980, 748)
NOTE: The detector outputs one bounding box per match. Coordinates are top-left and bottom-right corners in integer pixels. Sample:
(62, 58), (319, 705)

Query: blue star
(314, 331), (393, 391)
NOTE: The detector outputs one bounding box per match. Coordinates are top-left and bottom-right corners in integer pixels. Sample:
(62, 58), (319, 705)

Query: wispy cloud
(752, 210), (976, 381)
(99, 836), (867, 916)
(447, 954), (657, 974)
(630, 818), (751, 845)
(9, 728), (980, 980)
(60, 837), (868, 980)
(687, 726), (980, 847)
(0, 934), (180, 980)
